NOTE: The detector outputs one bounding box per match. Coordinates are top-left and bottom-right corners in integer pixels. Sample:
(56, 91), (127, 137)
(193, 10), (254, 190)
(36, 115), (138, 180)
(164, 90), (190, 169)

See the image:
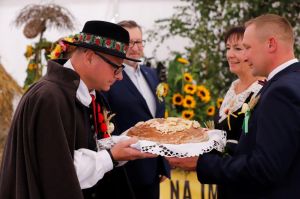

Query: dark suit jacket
(197, 62), (300, 199)
(104, 65), (170, 199)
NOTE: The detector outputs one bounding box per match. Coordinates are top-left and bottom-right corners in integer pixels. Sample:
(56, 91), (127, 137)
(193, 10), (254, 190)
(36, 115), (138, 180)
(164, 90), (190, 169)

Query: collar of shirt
(123, 63), (157, 117)
(267, 58), (298, 80)
(64, 60), (95, 107)
(124, 63), (141, 76)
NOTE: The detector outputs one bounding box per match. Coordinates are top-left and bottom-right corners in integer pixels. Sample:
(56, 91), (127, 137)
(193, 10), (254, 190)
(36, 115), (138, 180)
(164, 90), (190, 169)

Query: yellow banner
(160, 169), (217, 199)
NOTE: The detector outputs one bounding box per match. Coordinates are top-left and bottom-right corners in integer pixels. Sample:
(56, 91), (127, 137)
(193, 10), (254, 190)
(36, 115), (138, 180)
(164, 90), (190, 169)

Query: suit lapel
(122, 72), (141, 97)
(260, 62), (300, 96)
(140, 67), (156, 94)
(140, 67), (161, 117)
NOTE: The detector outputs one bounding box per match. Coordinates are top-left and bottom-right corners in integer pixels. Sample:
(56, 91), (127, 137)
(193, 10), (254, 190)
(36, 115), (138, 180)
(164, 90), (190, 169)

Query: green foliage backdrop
(150, 0), (300, 121)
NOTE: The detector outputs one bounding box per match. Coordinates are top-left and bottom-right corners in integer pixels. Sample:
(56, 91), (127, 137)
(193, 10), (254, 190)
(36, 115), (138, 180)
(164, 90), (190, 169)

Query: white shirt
(124, 64), (157, 117)
(267, 58), (298, 80)
(64, 60), (113, 189)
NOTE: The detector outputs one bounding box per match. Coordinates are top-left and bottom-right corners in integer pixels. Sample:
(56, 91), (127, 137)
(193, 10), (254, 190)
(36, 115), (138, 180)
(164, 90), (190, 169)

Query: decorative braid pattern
(77, 32), (129, 54)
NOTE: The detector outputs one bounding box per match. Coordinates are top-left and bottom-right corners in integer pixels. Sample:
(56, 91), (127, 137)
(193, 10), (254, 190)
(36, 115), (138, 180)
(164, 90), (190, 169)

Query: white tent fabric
(0, 0), (189, 87)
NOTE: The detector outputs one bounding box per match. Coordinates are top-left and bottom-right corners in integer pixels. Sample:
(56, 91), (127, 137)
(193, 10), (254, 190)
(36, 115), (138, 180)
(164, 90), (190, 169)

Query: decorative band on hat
(78, 32), (129, 54)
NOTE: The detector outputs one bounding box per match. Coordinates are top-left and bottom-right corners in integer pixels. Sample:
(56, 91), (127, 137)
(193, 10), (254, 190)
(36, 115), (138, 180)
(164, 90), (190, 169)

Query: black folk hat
(64, 20), (140, 62)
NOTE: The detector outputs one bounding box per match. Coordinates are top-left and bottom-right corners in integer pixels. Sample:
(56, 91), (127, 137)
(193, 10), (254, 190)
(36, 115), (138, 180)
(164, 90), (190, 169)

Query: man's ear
(267, 37), (277, 53)
(83, 49), (94, 65)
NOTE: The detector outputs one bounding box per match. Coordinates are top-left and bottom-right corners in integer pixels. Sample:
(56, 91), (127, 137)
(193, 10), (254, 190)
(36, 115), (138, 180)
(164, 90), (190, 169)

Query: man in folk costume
(0, 21), (156, 199)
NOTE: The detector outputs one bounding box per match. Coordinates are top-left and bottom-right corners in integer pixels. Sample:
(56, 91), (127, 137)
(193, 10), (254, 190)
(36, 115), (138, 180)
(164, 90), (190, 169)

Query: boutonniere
(238, 94), (260, 134)
(95, 108), (116, 151)
(102, 108), (116, 137)
(156, 82), (169, 102)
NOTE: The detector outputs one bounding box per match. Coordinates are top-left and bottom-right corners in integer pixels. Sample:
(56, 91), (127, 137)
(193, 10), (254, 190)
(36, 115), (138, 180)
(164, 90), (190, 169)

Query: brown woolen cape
(0, 60), (91, 199)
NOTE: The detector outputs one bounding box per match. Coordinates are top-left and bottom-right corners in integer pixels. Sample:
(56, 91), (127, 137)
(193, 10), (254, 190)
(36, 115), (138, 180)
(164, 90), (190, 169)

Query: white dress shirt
(64, 60), (113, 189)
(267, 58), (298, 80)
(124, 64), (157, 117)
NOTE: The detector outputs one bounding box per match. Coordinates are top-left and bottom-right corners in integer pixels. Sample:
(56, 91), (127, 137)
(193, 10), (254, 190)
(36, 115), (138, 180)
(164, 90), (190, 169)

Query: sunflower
(24, 45), (34, 58)
(28, 63), (38, 70)
(177, 57), (189, 65)
(184, 84), (197, 95)
(197, 85), (211, 103)
(172, 93), (184, 106)
(156, 82), (169, 102)
(182, 110), (195, 120)
(183, 95), (196, 108)
(183, 73), (193, 82)
(207, 106), (215, 116)
(162, 83), (169, 96)
(217, 98), (224, 108)
(164, 110), (168, 118)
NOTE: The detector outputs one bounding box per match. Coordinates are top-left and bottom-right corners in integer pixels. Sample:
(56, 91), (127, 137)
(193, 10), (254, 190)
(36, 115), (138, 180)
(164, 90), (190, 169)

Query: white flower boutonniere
(156, 82), (169, 102)
(239, 94), (260, 134)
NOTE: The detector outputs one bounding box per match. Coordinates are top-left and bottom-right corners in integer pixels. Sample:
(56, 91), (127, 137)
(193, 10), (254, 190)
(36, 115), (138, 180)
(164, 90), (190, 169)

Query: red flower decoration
(95, 38), (100, 46)
(98, 113), (104, 123)
(224, 109), (229, 115)
(59, 41), (67, 51)
(115, 43), (120, 51)
(106, 39), (111, 47)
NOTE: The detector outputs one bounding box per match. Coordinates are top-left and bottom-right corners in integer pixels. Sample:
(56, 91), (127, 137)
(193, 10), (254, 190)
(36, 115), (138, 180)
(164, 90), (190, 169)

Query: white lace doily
(97, 129), (226, 157)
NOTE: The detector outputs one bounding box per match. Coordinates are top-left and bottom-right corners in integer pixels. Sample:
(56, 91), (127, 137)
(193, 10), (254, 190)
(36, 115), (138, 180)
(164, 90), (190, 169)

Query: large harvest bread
(127, 117), (208, 144)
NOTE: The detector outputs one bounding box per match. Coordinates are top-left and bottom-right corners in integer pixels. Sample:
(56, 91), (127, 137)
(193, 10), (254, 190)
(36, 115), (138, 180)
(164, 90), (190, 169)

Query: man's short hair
(117, 20), (142, 32)
(245, 14), (294, 44)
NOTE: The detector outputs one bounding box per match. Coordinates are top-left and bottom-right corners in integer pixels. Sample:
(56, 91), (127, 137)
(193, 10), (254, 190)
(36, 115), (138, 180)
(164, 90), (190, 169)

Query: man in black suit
(166, 14), (300, 199)
(104, 20), (169, 199)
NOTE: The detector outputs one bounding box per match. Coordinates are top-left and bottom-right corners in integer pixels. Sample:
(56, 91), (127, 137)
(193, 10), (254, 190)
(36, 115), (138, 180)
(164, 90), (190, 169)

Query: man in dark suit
(104, 20), (169, 199)
(166, 14), (300, 199)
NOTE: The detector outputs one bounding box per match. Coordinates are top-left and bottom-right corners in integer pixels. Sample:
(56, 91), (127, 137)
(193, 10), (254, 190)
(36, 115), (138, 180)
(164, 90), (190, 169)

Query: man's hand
(110, 138), (157, 161)
(166, 156), (199, 171)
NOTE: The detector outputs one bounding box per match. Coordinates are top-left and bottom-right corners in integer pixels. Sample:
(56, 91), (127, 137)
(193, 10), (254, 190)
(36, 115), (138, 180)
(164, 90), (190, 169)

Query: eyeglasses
(94, 52), (125, 75)
(129, 40), (146, 48)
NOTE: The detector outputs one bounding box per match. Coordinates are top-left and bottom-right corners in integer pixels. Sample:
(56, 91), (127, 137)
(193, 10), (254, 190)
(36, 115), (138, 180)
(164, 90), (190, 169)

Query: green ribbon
(242, 110), (250, 134)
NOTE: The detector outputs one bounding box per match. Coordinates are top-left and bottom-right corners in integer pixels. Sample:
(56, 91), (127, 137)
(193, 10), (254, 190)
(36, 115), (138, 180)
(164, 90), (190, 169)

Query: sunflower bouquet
(23, 39), (53, 90)
(159, 55), (223, 124)
(16, 3), (75, 90)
